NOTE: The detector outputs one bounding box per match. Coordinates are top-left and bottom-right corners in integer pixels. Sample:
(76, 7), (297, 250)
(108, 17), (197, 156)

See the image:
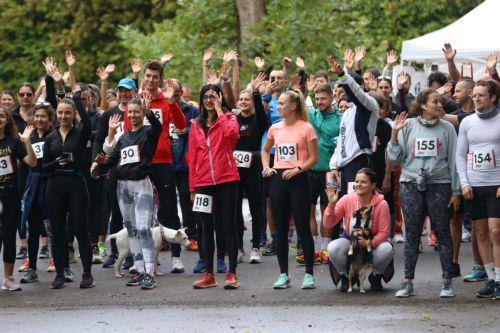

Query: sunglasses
(19, 93), (33, 97)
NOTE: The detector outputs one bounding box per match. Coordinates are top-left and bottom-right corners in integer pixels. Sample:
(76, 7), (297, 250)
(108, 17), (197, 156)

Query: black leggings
(27, 202), (45, 270)
(46, 175), (92, 275)
(237, 170), (264, 249)
(85, 174), (106, 244)
(270, 171), (314, 275)
(195, 182), (238, 274)
(1, 195), (21, 263)
(150, 163), (182, 257)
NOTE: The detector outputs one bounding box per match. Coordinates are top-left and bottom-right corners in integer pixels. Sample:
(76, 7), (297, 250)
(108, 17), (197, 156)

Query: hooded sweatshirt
(322, 191), (390, 248)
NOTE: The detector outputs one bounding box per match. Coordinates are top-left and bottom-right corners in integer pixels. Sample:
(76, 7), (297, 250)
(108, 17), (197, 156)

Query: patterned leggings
(117, 178), (155, 275)
(399, 182), (453, 279)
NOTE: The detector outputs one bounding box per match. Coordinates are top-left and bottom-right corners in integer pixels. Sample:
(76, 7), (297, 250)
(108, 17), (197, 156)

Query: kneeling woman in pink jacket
(323, 168), (393, 292)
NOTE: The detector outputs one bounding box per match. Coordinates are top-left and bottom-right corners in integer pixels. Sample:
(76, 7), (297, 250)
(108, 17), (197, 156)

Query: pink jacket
(322, 191), (390, 248)
(187, 112), (240, 192)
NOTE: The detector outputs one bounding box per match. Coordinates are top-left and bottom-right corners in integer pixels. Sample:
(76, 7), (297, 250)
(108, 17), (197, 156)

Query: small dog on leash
(347, 206), (373, 293)
(107, 226), (191, 278)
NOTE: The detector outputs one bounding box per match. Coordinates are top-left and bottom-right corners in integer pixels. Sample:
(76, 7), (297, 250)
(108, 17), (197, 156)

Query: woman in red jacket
(187, 84), (240, 289)
(323, 168), (393, 292)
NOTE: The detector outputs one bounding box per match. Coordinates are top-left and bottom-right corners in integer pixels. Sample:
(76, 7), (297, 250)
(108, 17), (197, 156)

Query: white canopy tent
(401, 0), (499, 65)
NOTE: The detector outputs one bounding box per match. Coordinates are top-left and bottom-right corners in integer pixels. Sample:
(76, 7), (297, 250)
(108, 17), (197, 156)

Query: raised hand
(160, 53), (174, 64)
(436, 82), (453, 96)
(397, 70), (409, 90)
(95, 153), (108, 165)
(131, 58), (142, 74)
(213, 91), (223, 114)
(108, 114), (121, 132)
(386, 50), (398, 66)
(306, 75), (316, 92)
(325, 186), (339, 204)
(105, 64), (116, 74)
(282, 57), (292, 68)
(253, 56), (265, 70)
(295, 57), (305, 70)
(265, 81), (277, 95)
(205, 69), (219, 85)
(20, 125), (34, 142)
(203, 48), (213, 63)
(48, 67), (63, 83)
(42, 57), (57, 75)
(64, 50), (76, 67)
(223, 50), (238, 63)
(219, 61), (231, 81)
(163, 79), (175, 100)
(486, 52), (498, 74)
(289, 74), (301, 90)
(96, 67), (109, 81)
(343, 49), (355, 71)
(366, 73), (378, 91)
(142, 92), (152, 113)
(392, 112), (408, 132)
(442, 43), (456, 61)
(327, 56), (343, 75)
(354, 46), (366, 64)
(250, 72), (266, 92)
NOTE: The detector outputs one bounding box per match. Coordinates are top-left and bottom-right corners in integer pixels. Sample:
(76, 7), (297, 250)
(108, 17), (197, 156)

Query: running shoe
(223, 272), (239, 289)
(262, 241), (276, 256)
(46, 258), (56, 272)
(18, 259), (30, 272)
(122, 255), (134, 269)
(51, 275), (65, 289)
(2, 278), (22, 291)
(393, 234), (405, 243)
(64, 268), (75, 282)
(296, 254), (305, 266)
(440, 281), (455, 298)
(80, 273), (95, 289)
(427, 231), (437, 246)
(395, 280), (414, 298)
(493, 281), (500, 300)
(140, 274), (156, 290)
(369, 273), (383, 291)
(20, 268), (39, 283)
(126, 273), (145, 286)
(273, 273), (291, 289)
(193, 259), (207, 273)
(102, 253), (117, 268)
(193, 273), (217, 289)
(16, 246), (27, 259)
(98, 242), (108, 257)
(461, 229), (471, 242)
(171, 257), (185, 273)
(476, 280), (495, 298)
(301, 273), (315, 289)
(237, 249), (246, 263)
(68, 248), (77, 264)
(314, 252), (323, 265)
(216, 259), (227, 273)
(260, 233), (267, 247)
(249, 248), (261, 264)
(340, 275), (349, 292)
(319, 249), (329, 264)
(463, 265), (487, 282)
(92, 246), (103, 264)
(39, 245), (50, 259)
(186, 239), (198, 252)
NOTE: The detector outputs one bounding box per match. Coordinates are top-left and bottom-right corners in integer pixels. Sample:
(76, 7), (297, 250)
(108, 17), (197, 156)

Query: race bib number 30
(120, 145), (140, 165)
(277, 143), (298, 162)
(193, 194), (213, 213)
(413, 138), (438, 157)
(471, 149), (496, 171)
(233, 150), (253, 168)
(0, 155), (14, 176)
(32, 142), (44, 159)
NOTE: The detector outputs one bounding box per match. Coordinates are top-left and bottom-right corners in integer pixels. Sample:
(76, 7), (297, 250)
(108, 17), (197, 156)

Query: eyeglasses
(202, 95), (216, 101)
(19, 93), (33, 97)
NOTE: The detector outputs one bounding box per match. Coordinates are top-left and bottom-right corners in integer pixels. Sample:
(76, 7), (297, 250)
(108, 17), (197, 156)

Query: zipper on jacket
(206, 136), (217, 185)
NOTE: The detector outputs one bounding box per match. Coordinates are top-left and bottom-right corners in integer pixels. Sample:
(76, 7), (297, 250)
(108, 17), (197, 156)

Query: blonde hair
(283, 89), (308, 121)
(239, 89), (255, 113)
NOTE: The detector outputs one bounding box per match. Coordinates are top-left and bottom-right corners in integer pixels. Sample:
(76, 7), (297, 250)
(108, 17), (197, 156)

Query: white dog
(107, 226), (191, 278)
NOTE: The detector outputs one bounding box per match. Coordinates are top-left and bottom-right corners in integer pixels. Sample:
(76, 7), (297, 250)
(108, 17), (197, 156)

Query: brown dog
(347, 206), (373, 293)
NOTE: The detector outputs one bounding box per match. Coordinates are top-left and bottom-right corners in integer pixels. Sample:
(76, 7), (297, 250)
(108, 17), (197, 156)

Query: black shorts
(309, 170), (328, 206)
(263, 154), (274, 198)
(465, 186), (500, 220)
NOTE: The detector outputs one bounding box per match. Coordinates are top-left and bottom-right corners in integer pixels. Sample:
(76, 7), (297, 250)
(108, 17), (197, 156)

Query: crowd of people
(0, 42), (498, 300)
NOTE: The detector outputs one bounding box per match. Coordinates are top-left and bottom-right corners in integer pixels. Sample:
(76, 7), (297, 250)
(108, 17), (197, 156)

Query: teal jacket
(307, 108), (342, 171)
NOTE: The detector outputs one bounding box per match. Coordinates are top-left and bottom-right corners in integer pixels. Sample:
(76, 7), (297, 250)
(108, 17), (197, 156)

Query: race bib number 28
(413, 138), (438, 157)
(120, 145), (140, 165)
(193, 194), (213, 213)
(471, 149), (496, 171)
(277, 143), (298, 162)
(0, 155), (14, 176)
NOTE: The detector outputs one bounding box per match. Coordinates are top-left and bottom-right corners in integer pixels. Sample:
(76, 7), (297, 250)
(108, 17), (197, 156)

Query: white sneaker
(171, 257), (185, 273)
(440, 281), (455, 298)
(394, 234), (405, 243)
(1, 278), (22, 291)
(238, 250), (246, 263)
(461, 229), (471, 242)
(249, 248), (261, 264)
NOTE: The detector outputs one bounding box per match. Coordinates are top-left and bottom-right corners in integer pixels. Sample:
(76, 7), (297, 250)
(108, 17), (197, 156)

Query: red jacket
(124, 92), (186, 164)
(187, 112), (240, 192)
(322, 191), (390, 248)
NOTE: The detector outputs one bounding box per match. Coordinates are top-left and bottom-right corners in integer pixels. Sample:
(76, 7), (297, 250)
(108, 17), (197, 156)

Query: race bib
(413, 138), (438, 157)
(0, 155), (14, 176)
(347, 181), (356, 195)
(233, 150), (253, 168)
(120, 145), (140, 165)
(32, 142), (44, 159)
(276, 143), (298, 162)
(192, 194), (213, 213)
(471, 149), (496, 171)
(144, 109), (163, 126)
(169, 123), (179, 139)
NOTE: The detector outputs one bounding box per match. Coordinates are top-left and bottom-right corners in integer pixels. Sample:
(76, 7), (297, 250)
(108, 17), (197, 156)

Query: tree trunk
(235, 0), (265, 42)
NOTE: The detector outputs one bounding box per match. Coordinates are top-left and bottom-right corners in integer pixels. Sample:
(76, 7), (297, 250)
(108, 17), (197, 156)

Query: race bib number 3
(32, 142), (44, 159)
(193, 194), (213, 213)
(233, 150), (253, 168)
(277, 143), (298, 162)
(413, 138), (438, 157)
(120, 145), (140, 165)
(471, 149), (496, 171)
(0, 155), (14, 176)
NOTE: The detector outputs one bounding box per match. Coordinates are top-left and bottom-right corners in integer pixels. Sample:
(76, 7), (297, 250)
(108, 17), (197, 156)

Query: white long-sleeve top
(456, 110), (500, 188)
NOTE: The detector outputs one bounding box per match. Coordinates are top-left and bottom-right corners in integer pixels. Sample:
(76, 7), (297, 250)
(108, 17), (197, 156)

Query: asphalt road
(1, 203), (498, 332)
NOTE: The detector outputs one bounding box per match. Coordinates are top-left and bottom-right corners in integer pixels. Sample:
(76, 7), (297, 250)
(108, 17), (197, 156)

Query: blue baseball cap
(115, 78), (136, 90)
